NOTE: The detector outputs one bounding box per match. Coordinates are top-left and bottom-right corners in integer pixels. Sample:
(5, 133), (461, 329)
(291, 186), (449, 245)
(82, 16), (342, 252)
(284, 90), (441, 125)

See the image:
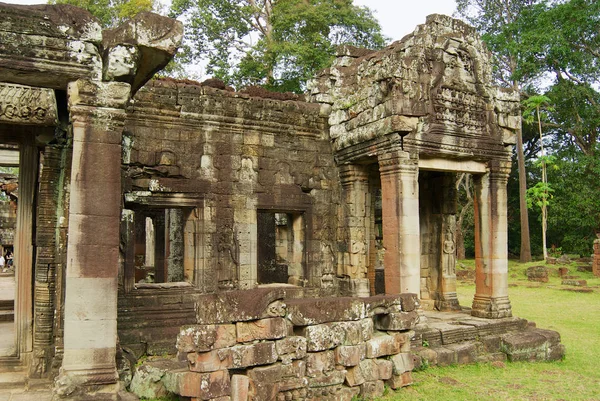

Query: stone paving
(0, 388), (52, 401)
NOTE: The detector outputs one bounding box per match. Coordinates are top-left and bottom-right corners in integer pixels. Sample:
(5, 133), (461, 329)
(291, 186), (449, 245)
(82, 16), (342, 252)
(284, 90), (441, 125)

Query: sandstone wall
(131, 294), (419, 401)
(122, 79), (341, 293)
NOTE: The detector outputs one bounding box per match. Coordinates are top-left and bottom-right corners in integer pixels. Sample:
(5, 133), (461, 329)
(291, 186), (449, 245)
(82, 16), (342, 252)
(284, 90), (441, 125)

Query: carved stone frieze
(0, 82), (57, 125)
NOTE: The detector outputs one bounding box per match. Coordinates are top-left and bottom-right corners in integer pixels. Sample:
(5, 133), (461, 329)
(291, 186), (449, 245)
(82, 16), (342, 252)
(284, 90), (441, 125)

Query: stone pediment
(308, 14), (519, 162)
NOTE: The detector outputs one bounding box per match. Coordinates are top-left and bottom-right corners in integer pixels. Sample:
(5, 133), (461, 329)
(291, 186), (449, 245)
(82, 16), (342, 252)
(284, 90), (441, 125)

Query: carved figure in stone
(349, 229), (367, 277)
(442, 216), (457, 276)
(217, 225), (239, 289)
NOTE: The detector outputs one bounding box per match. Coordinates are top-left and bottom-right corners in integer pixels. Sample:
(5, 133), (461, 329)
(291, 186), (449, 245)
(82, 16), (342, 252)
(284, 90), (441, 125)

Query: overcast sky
(354, 0), (458, 42)
(8, 0), (459, 42)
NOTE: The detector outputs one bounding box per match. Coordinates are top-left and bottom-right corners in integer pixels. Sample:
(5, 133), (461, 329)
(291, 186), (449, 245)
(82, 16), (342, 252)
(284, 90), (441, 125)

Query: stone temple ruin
(0, 4), (564, 400)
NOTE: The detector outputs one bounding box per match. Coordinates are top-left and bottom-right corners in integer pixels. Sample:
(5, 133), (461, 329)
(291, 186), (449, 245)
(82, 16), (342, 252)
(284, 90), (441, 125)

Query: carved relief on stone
(0, 83), (57, 126)
(216, 224), (239, 289)
(442, 215), (457, 276)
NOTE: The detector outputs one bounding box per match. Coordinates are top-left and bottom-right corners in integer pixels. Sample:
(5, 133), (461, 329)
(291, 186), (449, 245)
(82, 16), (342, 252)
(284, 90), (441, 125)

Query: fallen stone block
(365, 333), (402, 358)
(501, 330), (548, 362)
(188, 349), (233, 373)
(386, 372), (413, 389)
(236, 317), (287, 343)
(359, 380), (385, 399)
(374, 311), (419, 331)
(275, 336), (308, 364)
(300, 323), (344, 352)
(164, 369), (230, 399)
(561, 279), (587, 287)
(390, 352), (414, 375)
(526, 266), (549, 283)
(231, 374), (249, 401)
(307, 370), (347, 388)
(129, 359), (186, 399)
(230, 342), (278, 368)
(178, 324), (237, 353)
(374, 359), (393, 380)
(335, 344), (366, 367)
(306, 350), (335, 377)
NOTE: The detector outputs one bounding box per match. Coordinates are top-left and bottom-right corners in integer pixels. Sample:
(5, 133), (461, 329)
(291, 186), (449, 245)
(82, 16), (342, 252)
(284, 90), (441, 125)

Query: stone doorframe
(338, 150), (512, 319)
(0, 129), (38, 370)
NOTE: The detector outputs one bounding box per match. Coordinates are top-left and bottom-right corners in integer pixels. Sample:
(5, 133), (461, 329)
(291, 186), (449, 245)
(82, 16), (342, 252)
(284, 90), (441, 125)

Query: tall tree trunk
(516, 125), (532, 262)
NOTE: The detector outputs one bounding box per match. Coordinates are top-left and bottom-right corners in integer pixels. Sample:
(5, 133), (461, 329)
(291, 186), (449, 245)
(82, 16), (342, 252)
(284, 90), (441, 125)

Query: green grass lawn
(380, 260), (600, 401)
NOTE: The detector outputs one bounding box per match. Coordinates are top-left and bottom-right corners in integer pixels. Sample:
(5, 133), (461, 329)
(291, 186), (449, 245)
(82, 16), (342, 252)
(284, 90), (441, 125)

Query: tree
(50, 0), (155, 28)
(523, 95), (553, 259)
(169, 0), (386, 92)
(522, 0), (600, 157)
(455, 0), (542, 262)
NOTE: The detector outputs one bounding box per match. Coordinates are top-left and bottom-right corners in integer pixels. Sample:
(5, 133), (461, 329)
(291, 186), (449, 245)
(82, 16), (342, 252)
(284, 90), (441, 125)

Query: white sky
(7, 0), (459, 44)
(354, 0), (458, 42)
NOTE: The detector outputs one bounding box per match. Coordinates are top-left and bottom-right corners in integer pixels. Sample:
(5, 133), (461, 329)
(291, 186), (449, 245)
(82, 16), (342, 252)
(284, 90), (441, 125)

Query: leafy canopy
(50, 0), (155, 27)
(169, 0), (386, 92)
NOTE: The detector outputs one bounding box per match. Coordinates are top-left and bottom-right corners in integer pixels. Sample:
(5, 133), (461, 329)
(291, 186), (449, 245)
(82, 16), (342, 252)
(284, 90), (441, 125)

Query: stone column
(471, 162), (512, 318)
(56, 79), (130, 399)
(339, 164), (370, 297)
(436, 175), (460, 311)
(378, 150), (420, 296)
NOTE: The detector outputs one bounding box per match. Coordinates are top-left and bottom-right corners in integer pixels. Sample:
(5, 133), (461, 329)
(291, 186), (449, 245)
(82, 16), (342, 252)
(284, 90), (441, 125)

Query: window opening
(257, 211), (304, 285)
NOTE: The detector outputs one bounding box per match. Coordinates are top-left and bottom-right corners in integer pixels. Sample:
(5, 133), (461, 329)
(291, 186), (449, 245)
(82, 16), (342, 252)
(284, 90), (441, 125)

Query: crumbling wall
(131, 294), (419, 401)
(122, 79), (341, 292)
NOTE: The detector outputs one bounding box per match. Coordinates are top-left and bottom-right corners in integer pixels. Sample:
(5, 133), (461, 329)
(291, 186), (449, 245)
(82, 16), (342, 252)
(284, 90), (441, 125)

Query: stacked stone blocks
(168, 294), (418, 401)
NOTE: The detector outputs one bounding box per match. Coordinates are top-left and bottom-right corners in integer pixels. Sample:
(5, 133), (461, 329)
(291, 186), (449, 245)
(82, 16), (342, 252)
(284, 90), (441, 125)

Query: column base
(435, 292), (461, 312)
(338, 277), (370, 297)
(471, 295), (512, 319)
(54, 367), (119, 400)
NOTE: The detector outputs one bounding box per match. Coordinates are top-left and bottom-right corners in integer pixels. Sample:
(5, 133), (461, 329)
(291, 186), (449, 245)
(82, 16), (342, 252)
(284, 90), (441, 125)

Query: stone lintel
(0, 82), (58, 126)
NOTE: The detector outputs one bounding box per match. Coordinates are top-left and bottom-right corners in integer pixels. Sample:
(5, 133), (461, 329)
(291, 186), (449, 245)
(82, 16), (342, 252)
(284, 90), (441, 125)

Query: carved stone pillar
(472, 162), (512, 318)
(378, 150), (420, 296)
(338, 164), (370, 297)
(436, 175), (460, 311)
(55, 79), (130, 399)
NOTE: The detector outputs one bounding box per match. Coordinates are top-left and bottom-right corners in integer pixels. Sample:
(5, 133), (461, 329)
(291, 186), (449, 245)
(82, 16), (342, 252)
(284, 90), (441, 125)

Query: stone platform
(411, 309), (565, 368)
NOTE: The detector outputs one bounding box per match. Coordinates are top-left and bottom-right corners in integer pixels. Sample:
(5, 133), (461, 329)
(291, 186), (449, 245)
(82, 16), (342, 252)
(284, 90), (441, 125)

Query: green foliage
(526, 181), (553, 210)
(169, 0), (386, 93)
(50, 0), (155, 27)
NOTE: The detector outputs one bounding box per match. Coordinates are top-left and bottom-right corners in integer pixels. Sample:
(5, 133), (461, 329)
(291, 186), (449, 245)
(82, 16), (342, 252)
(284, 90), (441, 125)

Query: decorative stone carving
(0, 83), (57, 125)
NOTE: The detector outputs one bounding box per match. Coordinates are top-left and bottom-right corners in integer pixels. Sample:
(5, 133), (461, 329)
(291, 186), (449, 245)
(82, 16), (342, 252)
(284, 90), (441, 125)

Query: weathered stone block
(306, 350), (335, 377)
(164, 370), (230, 399)
(447, 342), (477, 365)
(275, 336), (308, 363)
(359, 380), (385, 399)
(188, 349), (233, 373)
(129, 359), (186, 399)
(374, 359), (393, 380)
(435, 347), (457, 366)
(374, 311), (419, 331)
(231, 374), (249, 401)
(365, 333), (402, 358)
(386, 372), (413, 390)
(247, 361), (305, 384)
(307, 370), (347, 388)
(300, 324), (344, 352)
(236, 317), (287, 343)
(178, 324), (236, 353)
(501, 330), (549, 362)
(335, 344), (366, 367)
(230, 342), (278, 368)
(390, 352), (413, 375)
(526, 266), (549, 283)
(285, 297), (367, 325)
